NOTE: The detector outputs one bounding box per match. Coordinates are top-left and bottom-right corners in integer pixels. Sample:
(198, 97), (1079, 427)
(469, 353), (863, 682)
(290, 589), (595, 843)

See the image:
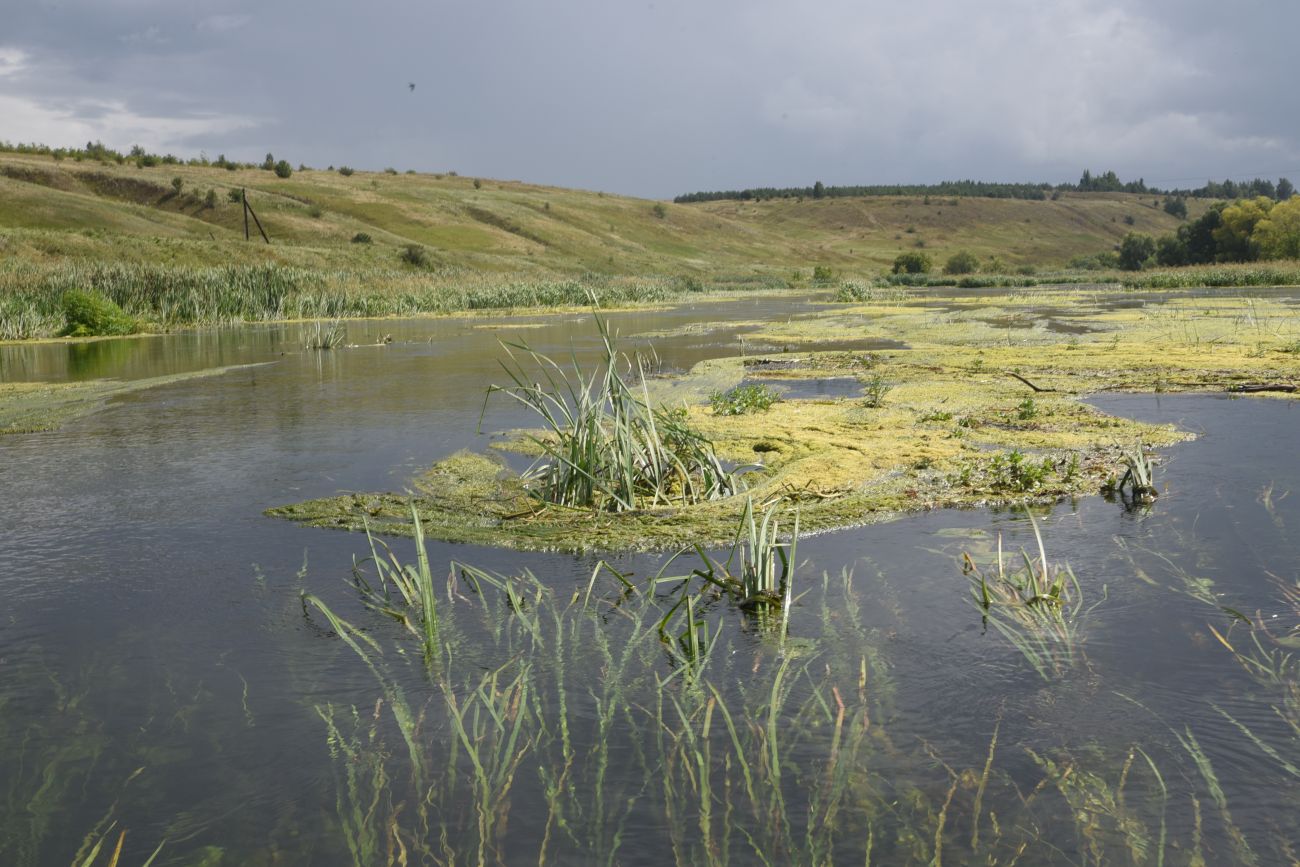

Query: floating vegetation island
(270, 284), (1300, 550)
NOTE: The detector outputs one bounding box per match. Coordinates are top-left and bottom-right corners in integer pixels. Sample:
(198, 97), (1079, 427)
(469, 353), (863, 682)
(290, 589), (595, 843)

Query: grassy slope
(0, 153), (1197, 277)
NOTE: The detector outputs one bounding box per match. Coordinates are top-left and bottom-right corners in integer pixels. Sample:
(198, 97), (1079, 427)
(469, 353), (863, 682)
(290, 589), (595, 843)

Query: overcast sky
(2, 0), (1297, 198)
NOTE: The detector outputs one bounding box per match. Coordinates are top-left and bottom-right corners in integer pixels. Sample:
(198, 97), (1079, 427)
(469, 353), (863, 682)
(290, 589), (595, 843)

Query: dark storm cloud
(1, 0), (1297, 197)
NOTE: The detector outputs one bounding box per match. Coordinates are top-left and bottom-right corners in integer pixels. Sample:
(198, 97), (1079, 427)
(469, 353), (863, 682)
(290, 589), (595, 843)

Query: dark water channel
(1, 293), (1298, 865)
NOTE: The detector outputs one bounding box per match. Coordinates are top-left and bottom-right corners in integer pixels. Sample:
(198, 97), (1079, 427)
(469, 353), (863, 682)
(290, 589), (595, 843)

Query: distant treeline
(675, 170), (1296, 204)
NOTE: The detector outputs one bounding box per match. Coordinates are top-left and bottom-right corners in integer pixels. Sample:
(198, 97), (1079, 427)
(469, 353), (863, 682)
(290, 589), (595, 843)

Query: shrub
(473, 178), (482, 189)
(59, 290), (137, 337)
(338, 166), (355, 176)
(204, 189), (217, 208)
(400, 244), (430, 267)
(351, 232), (373, 244)
(1123, 214), (1136, 226)
(273, 160), (293, 179)
(892, 252), (932, 274)
(944, 250), (979, 275)
(710, 383), (781, 415)
(227, 188), (243, 203)
(652, 203), (667, 219)
(861, 375), (892, 407)
(170, 176), (184, 195)
(811, 265), (836, 282)
(307, 204), (324, 218)
(384, 167), (398, 175)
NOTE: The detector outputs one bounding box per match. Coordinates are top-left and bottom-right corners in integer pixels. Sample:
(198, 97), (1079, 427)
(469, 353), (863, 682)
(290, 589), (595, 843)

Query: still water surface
(1, 294), (1297, 864)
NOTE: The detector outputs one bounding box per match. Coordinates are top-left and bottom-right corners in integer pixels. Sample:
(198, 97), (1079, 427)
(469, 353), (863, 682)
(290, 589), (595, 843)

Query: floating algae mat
(264, 283), (1300, 550)
(0, 362), (270, 433)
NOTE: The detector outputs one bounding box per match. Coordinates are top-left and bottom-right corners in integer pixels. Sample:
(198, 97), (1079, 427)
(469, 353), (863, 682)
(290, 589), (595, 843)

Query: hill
(0, 152), (1201, 278)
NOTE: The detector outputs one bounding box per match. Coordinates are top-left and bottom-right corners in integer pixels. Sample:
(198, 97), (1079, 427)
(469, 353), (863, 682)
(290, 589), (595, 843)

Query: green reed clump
(1115, 441), (1158, 504)
(689, 496), (799, 617)
(709, 383), (781, 416)
(963, 513), (1102, 680)
(484, 311), (754, 512)
(302, 319), (346, 350)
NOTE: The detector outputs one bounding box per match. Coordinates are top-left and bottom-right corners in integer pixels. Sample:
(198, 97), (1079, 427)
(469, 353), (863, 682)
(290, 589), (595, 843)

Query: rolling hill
(0, 152), (1202, 279)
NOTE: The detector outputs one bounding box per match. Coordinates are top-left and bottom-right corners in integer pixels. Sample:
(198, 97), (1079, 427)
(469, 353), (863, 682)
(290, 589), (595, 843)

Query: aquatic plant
(1116, 441), (1158, 504)
(963, 513), (1101, 679)
(708, 382), (781, 415)
(73, 827), (166, 867)
(689, 496), (799, 621)
(302, 319), (346, 350)
(483, 311), (754, 511)
(986, 450), (1055, 493)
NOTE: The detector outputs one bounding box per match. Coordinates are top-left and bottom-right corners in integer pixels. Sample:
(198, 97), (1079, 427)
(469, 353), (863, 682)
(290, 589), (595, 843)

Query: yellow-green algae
(0, 363), (270, 434)
(268, 287), (1298, 552)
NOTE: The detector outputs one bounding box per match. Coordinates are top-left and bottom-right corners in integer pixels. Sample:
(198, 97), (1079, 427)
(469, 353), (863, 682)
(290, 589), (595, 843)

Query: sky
(2, 0), (1298, 199)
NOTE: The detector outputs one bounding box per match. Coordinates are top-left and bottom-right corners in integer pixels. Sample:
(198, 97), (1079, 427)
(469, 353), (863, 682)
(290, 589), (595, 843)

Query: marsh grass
(302, 319), (346, 350)
(963, 513), (1102, 680)
(0, 261), (734, 340)
(483, 310), (754, 511)
(294, 527), (1271, 865)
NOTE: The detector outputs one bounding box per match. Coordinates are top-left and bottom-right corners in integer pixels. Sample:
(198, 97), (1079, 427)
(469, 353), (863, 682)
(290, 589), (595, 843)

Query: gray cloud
(1, 0), (1297, 196)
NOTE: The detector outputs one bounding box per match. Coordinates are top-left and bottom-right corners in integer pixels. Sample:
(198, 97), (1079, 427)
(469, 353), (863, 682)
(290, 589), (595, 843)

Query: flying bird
(408, 82), (416, 92)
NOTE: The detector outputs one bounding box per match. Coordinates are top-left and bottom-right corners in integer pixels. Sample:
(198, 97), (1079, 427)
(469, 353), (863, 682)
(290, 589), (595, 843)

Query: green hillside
(0, 153), (1199, 277)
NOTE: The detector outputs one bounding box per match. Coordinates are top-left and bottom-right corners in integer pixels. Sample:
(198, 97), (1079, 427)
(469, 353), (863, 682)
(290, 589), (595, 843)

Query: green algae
(0, 363), (271, 434)
(268, 286), (1300, 552)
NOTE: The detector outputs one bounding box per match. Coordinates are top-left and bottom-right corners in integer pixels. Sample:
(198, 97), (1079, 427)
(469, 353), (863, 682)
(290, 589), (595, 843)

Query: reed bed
(1121, 262), (1300, 289)
(0, 261), (748, 340)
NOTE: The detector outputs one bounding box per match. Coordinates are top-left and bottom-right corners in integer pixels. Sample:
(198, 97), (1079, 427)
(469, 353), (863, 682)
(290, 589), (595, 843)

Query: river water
(1, 293), (1297, 865)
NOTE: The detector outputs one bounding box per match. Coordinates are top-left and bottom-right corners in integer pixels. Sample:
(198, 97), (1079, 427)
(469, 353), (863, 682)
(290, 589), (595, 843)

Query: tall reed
(483, 310), (754, 511)
(962, 512), (1102, 680)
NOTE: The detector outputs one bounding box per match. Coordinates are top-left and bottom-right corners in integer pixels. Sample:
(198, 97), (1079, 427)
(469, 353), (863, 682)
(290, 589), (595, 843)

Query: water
(2, 294), (1298, 864)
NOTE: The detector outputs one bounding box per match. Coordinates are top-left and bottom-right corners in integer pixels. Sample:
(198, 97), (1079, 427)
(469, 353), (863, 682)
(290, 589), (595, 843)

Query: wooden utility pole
(242, 188), (270, 244)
